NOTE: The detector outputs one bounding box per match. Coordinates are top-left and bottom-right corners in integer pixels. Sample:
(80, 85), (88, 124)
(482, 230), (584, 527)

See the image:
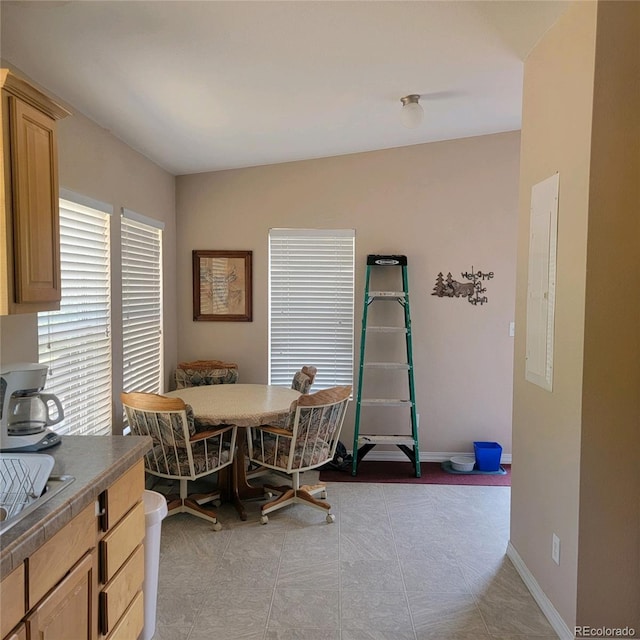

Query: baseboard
(353, 449), (513, 464)
(506, 542), (574, 640)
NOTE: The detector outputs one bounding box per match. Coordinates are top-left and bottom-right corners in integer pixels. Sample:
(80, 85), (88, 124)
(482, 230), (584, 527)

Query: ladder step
(360, 399), (413, 407)
(367, 326), (407, 333)
(358, 434), (417, 445)
(364, 362), (410, 369)
(369, 291), (406, 298)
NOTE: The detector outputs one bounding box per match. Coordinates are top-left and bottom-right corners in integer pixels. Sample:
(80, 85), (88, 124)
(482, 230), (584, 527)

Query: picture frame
(192, 250), (252, 322)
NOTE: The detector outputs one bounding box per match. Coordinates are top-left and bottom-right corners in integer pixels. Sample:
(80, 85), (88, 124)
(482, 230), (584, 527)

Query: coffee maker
(0, 363), (63, 452)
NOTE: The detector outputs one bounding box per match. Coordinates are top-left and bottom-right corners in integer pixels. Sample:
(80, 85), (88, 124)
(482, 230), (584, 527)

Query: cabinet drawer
(28, 503), (96, 607)
(100, 500), (144, 583)
(99, 544), (144, 636)
(106, 589), (143, 640)
(100, 460), (144, 531)
(0, 564), (25, 638)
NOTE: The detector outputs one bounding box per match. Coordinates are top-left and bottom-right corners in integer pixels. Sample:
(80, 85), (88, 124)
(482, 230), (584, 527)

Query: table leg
(231, 427), (266, 520)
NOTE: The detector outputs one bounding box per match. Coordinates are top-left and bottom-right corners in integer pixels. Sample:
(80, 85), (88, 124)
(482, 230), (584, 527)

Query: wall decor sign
(193, 250), (252, 321)
(431, 267), (494, 306)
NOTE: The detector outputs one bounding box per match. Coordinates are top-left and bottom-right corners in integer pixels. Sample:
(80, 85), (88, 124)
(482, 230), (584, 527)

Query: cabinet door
(26, 551), (96, 640)
(0, 564), (25, 639)
(28, 502), (96, 607)
(3, 622), (26, 640)
(9, 95), (60, 305)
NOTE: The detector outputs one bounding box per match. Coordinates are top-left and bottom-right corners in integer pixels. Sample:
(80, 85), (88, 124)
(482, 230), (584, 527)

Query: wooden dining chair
(174, 359), (239, 389)
(290, 365), (318, 394)
(121, 391), (237, 531)
(247, 385), (351, 524)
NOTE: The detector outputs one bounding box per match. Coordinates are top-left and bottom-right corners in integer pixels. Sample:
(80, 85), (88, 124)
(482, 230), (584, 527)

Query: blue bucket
(473, 441), (502, 472)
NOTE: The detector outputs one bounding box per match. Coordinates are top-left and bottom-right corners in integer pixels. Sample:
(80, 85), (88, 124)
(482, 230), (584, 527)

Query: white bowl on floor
(450, 456), (476, 472)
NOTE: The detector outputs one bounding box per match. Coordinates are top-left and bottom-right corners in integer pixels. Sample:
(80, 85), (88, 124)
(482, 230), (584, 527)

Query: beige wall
(511, 2), (596, 625)
(0, 64), (177, 433)
(176, 131), (520, 456)
(577, 1), (640, 628)
(512, 0), (639, 631)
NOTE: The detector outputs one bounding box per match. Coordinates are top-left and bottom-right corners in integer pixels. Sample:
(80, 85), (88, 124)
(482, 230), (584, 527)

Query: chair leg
(296, 488), (331, 511)
(261, 488), (296, 514)
(163, 479), (223, 531)
(300, 482), (327, 499)
(263, 482), (291, 498)
(260, 474), (333, 524)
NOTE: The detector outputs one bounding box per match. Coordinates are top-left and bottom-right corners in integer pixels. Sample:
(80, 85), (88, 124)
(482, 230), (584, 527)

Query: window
(38, 193), (112, 436)
(121, 209), (164, 394)
(269, 229), (355, 390)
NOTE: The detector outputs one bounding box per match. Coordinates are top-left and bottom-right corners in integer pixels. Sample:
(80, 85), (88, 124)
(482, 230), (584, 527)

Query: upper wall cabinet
(0, 69), (70, 315)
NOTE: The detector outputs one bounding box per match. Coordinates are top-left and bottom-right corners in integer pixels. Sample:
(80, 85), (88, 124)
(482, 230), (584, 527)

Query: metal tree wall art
(431, 267), (494, 305)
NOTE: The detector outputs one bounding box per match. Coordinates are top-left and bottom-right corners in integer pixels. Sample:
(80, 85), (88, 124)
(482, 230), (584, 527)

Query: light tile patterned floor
(152, 474), (559, 640)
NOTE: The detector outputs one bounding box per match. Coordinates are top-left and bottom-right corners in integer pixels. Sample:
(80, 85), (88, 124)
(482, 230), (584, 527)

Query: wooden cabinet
(0, 68), (70, 315)
(0, 460), (146, 640)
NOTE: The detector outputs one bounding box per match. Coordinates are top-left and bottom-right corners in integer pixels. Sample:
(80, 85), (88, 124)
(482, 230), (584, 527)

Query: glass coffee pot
(7, 392), (65, 435)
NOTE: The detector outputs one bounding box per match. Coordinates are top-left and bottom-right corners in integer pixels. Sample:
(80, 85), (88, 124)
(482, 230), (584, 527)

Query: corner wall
(577, 0), (640, 628)
(511, 3), (597, 625)
(511, 0), (640, 631)
(176, 131), (520, 456)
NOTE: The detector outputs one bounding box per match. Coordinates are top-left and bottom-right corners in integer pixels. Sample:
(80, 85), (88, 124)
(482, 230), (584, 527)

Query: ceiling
(0, 1), (567, 176)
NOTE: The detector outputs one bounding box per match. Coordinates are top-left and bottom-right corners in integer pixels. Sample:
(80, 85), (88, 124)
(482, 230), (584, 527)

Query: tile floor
(152, 473), (559, 640)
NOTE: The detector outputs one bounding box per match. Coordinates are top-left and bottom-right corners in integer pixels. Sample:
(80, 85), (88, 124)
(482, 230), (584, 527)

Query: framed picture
(193, 250), (252, 321)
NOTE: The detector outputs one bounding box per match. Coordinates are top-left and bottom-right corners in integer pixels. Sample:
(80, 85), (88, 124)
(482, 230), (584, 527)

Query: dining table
(164, 383), (300, 520)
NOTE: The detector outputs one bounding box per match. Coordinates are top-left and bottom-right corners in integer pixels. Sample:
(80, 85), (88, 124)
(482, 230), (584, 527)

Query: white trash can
(142, 490), (168, 640)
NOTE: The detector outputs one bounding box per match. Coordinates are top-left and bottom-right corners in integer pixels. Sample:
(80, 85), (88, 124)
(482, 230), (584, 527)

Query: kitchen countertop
(0, 434), (152, 579)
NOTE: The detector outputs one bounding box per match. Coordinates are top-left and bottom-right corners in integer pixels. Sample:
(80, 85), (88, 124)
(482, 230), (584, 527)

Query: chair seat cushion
(146, 441), (232, 477)
(250, 429), (331, 470)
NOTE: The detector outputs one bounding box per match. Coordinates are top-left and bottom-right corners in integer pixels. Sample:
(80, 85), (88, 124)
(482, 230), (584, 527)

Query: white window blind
(38, 196), (112, 436)
(269, 229), (355, 390)
(121, 210), (164, 394)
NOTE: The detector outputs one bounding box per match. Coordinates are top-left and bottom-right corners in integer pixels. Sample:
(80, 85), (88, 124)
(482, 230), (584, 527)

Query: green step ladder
(351, 254), (420, 477)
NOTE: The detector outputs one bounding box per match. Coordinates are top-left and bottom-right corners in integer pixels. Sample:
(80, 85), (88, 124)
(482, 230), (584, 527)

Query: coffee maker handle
(40, 393), (65, 426)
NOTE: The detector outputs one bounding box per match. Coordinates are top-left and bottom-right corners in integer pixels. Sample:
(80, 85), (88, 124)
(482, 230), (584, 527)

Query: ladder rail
(402, 263), (421, 473)
(352, 264), (371, 475)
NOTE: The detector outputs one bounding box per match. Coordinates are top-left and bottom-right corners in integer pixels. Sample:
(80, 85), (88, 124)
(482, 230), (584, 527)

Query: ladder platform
(364, 362), (410, 369)
(360, 398), (413, 406)
(368, 291), (406, 298)
(358, 434), (417, 446)
(367, 255), (408, 266)
(368, 326), (408, 333)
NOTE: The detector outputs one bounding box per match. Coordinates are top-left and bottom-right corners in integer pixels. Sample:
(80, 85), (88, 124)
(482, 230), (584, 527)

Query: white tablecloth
(164, 384), (300, 427)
